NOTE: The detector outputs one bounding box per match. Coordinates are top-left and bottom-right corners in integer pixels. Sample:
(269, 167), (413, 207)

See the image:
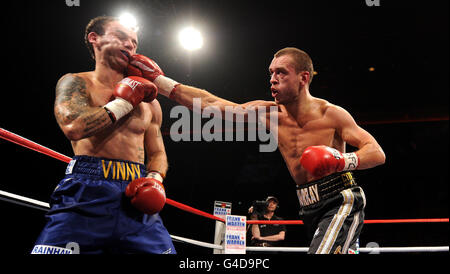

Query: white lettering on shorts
(31, 245), (73, 254)
(297, 184), (320, 207)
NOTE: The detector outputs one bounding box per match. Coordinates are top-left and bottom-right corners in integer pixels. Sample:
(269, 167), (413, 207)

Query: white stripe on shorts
(316, 189), (355, 254)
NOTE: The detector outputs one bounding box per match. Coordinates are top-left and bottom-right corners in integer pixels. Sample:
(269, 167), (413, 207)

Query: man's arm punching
(127, 54), (277, 121)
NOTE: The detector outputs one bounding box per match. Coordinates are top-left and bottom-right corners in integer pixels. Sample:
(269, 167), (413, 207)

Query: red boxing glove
(127, 54), (180, 98)
(125, 172), (166, 215)
(114, 76), (158, 106)
(300, 145), (359, 178)
(127, 54), (164, 81)
(104, 76), (158, 122)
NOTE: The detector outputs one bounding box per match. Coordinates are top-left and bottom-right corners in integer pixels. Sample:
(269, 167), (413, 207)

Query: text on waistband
(101, 160), (142, 181)
(297, 184), (319, 207)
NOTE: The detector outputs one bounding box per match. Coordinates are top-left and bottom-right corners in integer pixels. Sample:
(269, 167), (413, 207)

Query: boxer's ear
(298, 71), (310, 86)
(87, 32), (98, 45)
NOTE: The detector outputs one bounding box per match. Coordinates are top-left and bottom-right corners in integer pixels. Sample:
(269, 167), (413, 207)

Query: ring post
(213, 201), (231, 254)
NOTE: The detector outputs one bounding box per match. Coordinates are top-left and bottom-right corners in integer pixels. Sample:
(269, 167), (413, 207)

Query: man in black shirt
(249, 196), (286, 247)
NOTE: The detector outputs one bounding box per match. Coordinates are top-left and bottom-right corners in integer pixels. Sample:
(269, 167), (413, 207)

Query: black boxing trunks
(297, 172), (366, 254)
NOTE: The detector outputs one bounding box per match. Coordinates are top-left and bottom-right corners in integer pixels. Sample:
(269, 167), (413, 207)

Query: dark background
(0, 0), (448, 255)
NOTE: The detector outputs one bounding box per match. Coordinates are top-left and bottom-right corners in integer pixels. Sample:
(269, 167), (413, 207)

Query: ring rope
(1, 188), (447, 254)
(171, 235), (223, 250)
(246, 246), (449, 253)
(1, 127), (448, 226)
(0, 128), (72, 163)
(247, 218), (449, 225)
(0, 190), (49, 212)
(0, 133), (448, 253)
(165, 235), (450, 253)
(0, 127), (224, 222)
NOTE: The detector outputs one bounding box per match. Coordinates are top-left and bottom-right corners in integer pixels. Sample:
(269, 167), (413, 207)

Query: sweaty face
(269, 55), (301, 105)
(94, 21), (138, 70)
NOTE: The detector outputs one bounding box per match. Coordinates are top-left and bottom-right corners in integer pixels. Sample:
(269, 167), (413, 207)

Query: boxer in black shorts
(298, 172), (365, 254)
(125, 47), (386, 254)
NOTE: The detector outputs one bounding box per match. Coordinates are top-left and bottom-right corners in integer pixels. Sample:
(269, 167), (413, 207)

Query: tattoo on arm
(82, 110), (111, 136)
(55, 75), (89, 124)
(137, 146), (145, 163)
(54, 74), (112, 138)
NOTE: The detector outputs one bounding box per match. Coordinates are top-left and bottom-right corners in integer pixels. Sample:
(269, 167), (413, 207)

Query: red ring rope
(1, 127), (448, 225)
(0, 128), (72, 164)
(247, 218), (449, 225)
(0, 127), (219, 221)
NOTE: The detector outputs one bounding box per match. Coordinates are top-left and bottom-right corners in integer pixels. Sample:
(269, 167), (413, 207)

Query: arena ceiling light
(119, 12), (139, 32)
(178, 27), (204, 51)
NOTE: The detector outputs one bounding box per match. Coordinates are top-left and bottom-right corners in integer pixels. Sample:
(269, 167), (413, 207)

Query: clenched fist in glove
(127, 54), (179, 98)
(300, 145), (359, 178)
(104, 76), (158, 122)
(125, 172), (166, 215)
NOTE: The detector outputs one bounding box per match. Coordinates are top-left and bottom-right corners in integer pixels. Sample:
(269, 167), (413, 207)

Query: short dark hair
(274, 47), (314, 84)
(84, 16), (118, 60)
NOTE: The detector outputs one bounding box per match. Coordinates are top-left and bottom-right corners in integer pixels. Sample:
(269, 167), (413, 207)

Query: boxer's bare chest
(70, 74), (152, 162)
(87, 78), (152, 135)
(276, 105), (344, 185)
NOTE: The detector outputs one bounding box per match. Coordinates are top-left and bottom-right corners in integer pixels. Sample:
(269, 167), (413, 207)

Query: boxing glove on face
(127, 54), (179, 98)
(125, 176), (166, 215)
(127, 54), (164, 81)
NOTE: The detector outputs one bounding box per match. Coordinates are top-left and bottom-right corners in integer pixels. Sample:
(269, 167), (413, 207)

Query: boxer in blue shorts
(32, 16), (175, 254)
(33, 156), (174, 254)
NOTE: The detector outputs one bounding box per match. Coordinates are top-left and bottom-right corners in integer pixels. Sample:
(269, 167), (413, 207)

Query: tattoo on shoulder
(54, 74), (90, 124)
(55, 75), (88, 104)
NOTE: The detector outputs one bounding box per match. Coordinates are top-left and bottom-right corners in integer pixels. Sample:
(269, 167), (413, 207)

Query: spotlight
(119, 12), (139, 32)
(179, 27), (203, 51)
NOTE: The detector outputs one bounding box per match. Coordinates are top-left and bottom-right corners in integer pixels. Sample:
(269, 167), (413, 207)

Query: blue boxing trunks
(32, 155), (176, 254)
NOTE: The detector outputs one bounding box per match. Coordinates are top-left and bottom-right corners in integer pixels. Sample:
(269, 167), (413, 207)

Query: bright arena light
(179, 27), (204, 51)
(119, 12), (139, 32)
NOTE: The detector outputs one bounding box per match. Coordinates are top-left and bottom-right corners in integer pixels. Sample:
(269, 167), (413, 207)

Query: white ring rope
(359, 246), (449, 253)
(246, 246), (449, 253)
(171, 235), (223, 250)
(0, 189), (448, 253)
(0, 190), (50, 211)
